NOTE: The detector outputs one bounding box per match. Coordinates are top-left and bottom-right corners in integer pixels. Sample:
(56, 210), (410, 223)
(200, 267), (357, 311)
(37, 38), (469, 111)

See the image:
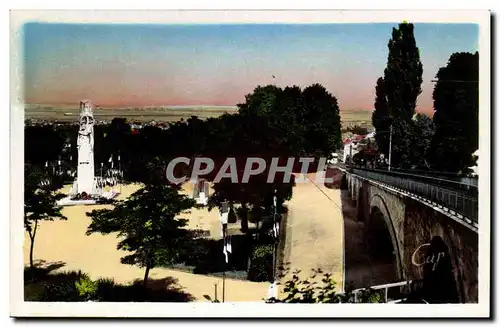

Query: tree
(384, 23), (423, 121)
(24, 164), (66, 268)
(86, 183), (196, 287)
(349, 125), (369, 136)
(410, 113), (435, 169)
(237, 85), (282, 117)
(373, 22), (423, 167)
(25, 125), (66, 165)
(301, 84), (342, 156)
(372, 77), (391, 156)
(207, 169), (294, 233)
(428, 52), (479, 173)
(238, 84), (342, 157)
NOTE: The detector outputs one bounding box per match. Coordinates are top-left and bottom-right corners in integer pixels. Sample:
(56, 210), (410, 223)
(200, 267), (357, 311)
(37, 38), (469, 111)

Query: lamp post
(118, 153), (122, 194)
(222, 228), (226, 303)
(272, 190), (277, 280)
(375, 126), (393, 171)
(220, 199), (229, 303)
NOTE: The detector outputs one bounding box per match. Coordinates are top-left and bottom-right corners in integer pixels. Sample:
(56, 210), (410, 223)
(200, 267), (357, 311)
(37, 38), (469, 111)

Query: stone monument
(58, 100), (120, 206)
(76, 100), (95, 195)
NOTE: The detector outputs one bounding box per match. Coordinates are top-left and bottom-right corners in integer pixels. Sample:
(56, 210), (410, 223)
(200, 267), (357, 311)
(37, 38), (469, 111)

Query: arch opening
(363, 205), (400, 286)
(367, 207), (395, 263)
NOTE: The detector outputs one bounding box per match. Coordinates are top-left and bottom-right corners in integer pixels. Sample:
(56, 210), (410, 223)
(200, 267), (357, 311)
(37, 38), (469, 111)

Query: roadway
(280, 172), (344, 291)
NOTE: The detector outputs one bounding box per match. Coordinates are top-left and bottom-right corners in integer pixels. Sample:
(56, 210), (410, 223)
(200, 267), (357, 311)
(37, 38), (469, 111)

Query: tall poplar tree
(372, 22), (424, 168)
(372, 77), (391, 157)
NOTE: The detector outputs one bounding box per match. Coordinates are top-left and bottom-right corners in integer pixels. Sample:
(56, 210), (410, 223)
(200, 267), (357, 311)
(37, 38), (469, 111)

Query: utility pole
(220, 200), (229, 303)
(388, 124), (393, 172)
(272, 190), (277, 280)
(222, 231), (226, 303)
(118, 153), (122, 194)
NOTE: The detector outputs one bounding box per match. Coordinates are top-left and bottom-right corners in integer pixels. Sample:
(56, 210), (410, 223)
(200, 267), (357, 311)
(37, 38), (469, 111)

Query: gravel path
(281, 173), (344, 291)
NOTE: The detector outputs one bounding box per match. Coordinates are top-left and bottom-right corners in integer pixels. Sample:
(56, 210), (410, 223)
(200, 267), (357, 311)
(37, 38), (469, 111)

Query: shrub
(271, 269), (383, 303)
(95, 277), (117, 301)
(75, 276), (98, 301)
(248, 244), (273, 282)
(24, 269), (88, 302)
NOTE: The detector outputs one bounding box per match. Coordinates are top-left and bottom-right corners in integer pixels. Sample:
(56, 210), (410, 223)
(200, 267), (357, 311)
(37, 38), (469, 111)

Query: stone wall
(403, 198), (478, 303)
(345, 171), (478, 303)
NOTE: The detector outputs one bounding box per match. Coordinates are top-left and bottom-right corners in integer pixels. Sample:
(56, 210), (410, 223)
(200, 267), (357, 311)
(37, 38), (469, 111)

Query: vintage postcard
(10, 10), (491, 318)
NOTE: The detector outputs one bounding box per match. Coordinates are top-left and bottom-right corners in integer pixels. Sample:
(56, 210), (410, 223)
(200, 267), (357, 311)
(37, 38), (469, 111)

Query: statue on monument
(57, 100), (120, 206)
(76, 100), (96, 196)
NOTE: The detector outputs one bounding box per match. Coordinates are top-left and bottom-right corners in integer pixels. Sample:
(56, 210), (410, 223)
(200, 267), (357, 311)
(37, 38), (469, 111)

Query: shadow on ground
(24, 261), (194, 302)
(168, 235), (252, 279)
(329, 171), (398, 291)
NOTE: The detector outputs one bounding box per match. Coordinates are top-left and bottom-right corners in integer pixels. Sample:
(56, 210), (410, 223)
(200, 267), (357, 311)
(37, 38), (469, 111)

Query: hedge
(247, 244), (274, 282)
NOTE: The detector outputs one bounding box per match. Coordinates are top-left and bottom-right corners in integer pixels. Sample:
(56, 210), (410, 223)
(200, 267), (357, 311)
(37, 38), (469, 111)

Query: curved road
(281, 173), (344, 292)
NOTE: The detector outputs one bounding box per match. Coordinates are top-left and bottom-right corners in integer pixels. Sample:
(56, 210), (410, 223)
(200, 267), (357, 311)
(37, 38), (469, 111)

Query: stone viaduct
(342, 170), (478, 303)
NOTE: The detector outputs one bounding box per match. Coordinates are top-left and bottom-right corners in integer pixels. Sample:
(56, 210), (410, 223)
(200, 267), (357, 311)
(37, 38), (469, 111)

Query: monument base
(57, 190), (120, 206)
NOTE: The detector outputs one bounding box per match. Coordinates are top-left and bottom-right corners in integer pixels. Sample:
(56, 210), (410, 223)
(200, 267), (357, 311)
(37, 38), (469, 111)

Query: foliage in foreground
(248, 244), (274, 282)
(24, 267), (193, 302)
(270, 269), (383, 303)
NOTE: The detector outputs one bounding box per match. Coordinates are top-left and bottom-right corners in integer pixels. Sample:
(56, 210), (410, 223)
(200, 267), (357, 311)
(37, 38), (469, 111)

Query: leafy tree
(24, 164), (66, 268)
(86, 183), (196, 287)
(373, 22), (423, 167)
(25, 125), (66, 165)
(428, 52), (479, 173)
(348, 125), (369, 136)
(410, 113), (435, 169)
(237, 83), (342, 157)
(248, 244), (274, 282)
(372, 77), (391, 156)
(237, 85), (282, 117)
(208, 170), (294, 233)
(302, 84), (342, 155)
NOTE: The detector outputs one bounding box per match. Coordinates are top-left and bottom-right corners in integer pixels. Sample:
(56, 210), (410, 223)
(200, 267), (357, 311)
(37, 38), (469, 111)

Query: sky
(22, 23), (479, 114)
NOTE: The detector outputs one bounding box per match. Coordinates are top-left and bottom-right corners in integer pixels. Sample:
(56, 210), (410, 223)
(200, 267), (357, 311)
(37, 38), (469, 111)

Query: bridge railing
(348, 165), (478, 195)
(352, 168), (478, 224)
(350, 280), (425, 303)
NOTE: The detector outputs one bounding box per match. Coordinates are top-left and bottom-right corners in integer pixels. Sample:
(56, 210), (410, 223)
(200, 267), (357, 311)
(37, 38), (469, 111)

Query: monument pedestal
(57, 100), (120, 207)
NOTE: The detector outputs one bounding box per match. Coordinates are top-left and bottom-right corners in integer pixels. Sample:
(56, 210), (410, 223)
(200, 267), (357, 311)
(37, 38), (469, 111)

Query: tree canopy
(428, 52), (479, 173)
(24, 164), (67, 268)
(372, 22), (424, 168)
(86, 183), (197, 287)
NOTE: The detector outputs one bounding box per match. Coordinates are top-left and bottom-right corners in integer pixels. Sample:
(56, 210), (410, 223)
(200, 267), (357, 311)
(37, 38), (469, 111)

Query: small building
(343, 136), (363, 163)
(193, 179), (210, 205)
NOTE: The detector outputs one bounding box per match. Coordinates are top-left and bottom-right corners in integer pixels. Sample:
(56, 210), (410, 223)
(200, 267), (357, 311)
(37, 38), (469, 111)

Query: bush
(75, 276), (98, 301)
(39, 271), (89, 302)
(248, 244), (273, 282)
(271, 269), (383, 303)
(24, 268), (194, 302)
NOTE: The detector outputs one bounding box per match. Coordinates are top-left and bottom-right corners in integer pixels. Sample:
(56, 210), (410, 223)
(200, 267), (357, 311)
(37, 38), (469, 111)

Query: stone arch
(367, 194), (404, 280)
